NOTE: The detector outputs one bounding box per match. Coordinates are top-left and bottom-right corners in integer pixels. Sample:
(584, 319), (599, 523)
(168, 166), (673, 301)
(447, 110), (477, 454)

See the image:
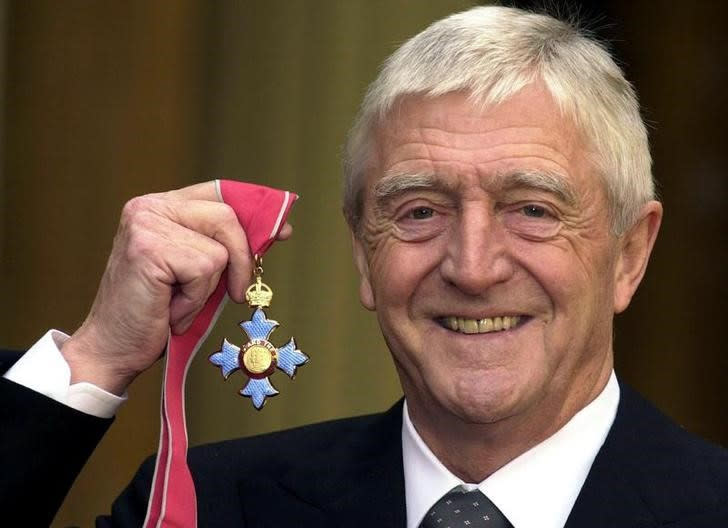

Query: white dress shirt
(402, 372), (619, 528)
(3, 329), (126, 418)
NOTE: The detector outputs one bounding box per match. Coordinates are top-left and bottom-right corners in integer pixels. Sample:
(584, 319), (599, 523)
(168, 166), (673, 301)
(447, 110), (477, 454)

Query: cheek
(511, 238), (594, 314)
(514, 237), (618, 353)
(368, 238), (445, 308)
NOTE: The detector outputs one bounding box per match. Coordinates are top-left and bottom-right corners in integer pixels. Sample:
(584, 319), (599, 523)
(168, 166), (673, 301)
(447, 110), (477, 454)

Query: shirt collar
(402, 371), (619, 528)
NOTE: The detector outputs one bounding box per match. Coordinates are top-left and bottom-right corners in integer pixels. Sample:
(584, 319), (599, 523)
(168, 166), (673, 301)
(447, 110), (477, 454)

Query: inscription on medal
(238, 339), (277, 378)
(243, 344), (273, 373)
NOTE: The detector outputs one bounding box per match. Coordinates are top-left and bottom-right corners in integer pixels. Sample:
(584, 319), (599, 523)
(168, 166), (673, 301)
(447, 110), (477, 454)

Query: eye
(410, 206), (434, 220)
(501, 202), (561, 239)
(393, 203), (450, 241)
(522, 204), (547, 218)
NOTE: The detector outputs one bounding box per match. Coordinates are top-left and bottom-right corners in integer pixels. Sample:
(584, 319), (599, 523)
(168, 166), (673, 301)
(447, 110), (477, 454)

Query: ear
(613, 200), (663, 313)
(351, 231), (376, 311)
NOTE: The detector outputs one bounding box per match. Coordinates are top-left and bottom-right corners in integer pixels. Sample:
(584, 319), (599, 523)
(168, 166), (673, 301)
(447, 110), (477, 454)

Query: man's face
(354, 85), (629, 429)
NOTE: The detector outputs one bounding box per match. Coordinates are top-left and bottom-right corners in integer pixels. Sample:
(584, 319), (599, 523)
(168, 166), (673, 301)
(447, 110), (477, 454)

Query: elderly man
(2, 6), (726, 527)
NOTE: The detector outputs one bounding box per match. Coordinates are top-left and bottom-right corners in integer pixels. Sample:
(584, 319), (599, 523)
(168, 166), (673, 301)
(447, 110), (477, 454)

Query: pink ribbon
(143, 180), (297, 528)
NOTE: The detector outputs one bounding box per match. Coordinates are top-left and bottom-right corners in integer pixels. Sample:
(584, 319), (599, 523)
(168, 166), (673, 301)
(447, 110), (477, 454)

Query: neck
(405, 359), (613, 483)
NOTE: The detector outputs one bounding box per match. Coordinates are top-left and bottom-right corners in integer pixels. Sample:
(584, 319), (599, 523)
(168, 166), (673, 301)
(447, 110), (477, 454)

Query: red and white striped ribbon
(143, 180), (297, 528)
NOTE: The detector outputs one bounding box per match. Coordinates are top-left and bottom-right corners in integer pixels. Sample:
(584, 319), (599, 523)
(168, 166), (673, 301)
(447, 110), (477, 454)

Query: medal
(209, 255), (308, 409)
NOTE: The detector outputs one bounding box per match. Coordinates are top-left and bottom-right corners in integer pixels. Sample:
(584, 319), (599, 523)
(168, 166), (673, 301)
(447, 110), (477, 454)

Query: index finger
(165, 181), (221, 203)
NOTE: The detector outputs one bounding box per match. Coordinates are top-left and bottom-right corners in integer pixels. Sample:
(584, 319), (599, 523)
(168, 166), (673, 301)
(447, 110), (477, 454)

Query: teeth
(478, 318), (493, 332)
(462, 319), (479, 334)
(444, 315), (521, 334)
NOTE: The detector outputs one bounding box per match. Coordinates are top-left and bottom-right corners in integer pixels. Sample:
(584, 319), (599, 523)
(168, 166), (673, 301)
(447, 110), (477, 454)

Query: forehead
(367, 84), (592, 194)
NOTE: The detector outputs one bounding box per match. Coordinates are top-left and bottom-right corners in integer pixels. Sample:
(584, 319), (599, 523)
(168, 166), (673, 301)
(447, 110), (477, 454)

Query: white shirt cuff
(3, 329), (126, 418)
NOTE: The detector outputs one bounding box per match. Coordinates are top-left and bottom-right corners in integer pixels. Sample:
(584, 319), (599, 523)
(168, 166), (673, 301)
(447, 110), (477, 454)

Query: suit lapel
(565, 452), (656, 528)
(322, 439), (406, 527)
(566, 384), (663, 528)
(238, 401), (406, 527)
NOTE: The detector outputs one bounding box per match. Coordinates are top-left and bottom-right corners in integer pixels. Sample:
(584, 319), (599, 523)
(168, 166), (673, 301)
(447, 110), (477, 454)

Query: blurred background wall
(0, 1), (724, 525)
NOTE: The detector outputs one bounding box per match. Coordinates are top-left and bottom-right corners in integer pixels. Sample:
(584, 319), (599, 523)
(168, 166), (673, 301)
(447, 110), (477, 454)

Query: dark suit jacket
(0, 351), (113, 527)
(1, 349), (727, 527)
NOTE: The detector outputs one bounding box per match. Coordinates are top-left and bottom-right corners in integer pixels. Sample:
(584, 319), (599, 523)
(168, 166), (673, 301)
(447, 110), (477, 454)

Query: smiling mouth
(437, 315), (526, 334)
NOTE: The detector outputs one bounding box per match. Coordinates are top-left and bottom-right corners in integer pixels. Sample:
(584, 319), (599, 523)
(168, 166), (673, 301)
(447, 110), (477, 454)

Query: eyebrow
(497, 169), (577, 207)
(372, 171), (455, 209)
(371, 168), (578, 209)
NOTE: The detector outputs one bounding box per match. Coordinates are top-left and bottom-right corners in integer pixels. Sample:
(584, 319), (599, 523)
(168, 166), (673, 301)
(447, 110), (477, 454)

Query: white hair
(343, 5), (655, 235)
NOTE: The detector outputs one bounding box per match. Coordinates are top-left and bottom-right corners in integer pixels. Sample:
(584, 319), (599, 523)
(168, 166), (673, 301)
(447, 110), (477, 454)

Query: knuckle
(196, 257), (217, 278)
(219, 204), (238, 226)
(122, 214), (162, 262)
(121, 196), (146, 220)
(121, 195), (160, 224)
(124, 228), (156, 262)
(191, 244), (228, 278)
(211, 204), (241, 242)
(209, 243), (230, 270)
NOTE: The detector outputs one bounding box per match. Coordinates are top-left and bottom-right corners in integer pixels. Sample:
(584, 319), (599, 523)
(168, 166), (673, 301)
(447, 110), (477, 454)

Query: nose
(439, 202), (514, 295)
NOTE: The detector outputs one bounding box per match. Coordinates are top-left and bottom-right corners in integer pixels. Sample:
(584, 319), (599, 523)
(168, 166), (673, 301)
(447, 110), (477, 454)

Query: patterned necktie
(419, 487), (514, 528)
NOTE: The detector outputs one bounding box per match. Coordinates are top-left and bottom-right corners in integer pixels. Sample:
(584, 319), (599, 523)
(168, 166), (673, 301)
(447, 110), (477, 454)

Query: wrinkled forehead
(362, 88), (595, 195)
(379, 87), (570, 134)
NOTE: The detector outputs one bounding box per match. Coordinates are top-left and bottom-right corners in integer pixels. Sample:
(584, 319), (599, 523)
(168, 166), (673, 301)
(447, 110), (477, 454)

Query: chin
(445, 401), (515, 425)
(441, 373), (526, 424)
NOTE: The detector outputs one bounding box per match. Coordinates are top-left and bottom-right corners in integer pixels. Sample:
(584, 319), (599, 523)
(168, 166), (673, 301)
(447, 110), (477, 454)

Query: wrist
(61, 329), (137, 396)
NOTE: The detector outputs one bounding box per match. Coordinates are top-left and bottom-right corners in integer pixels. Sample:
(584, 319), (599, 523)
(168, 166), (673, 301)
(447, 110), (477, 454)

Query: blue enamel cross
(209, 307), (308, 409)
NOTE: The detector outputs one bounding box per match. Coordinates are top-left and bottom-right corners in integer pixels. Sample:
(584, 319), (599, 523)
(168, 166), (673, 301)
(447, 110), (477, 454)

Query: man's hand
(61, 182), (292, 395)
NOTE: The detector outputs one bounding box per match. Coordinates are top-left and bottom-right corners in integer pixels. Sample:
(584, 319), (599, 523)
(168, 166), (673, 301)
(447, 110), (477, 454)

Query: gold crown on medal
(245, 278), (273, 307)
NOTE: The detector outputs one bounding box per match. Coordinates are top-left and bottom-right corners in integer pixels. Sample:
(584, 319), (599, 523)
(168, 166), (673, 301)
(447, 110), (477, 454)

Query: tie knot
(419, 487), (513, 528)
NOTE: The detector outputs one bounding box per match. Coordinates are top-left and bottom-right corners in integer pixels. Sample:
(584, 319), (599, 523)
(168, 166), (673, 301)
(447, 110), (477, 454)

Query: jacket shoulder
(575, 384), (728, 526)
(617, 384), (727, 473)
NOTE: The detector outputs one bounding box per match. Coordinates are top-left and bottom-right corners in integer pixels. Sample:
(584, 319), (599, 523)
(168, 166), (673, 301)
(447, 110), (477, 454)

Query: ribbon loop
(143, 180), (297, 528)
